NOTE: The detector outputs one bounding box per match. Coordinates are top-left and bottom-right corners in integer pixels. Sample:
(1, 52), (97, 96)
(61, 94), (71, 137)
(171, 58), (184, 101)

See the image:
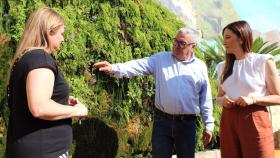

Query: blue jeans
(152, 111), (197, 158)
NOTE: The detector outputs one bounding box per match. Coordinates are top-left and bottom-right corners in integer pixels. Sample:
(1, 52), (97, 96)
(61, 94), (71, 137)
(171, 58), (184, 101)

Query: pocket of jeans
(153, 114), (165, 122)
(252, 110), (272, 134)
(182, 118), (196, 128)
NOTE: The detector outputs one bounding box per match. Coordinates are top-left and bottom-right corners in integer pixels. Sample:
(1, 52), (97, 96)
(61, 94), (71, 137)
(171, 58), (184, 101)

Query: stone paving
(195, 150), (221, 158)
(276, 150), (280, 157)
(171, 150), (220, 158)
(171, 149), (280, 158)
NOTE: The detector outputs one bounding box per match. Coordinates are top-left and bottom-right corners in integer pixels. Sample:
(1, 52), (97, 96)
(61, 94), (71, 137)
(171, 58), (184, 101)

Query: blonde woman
(6, 7), (88, 158)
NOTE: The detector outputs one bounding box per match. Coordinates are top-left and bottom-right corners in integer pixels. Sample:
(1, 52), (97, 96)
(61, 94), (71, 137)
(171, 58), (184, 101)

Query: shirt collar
(172, 52), (196, 64)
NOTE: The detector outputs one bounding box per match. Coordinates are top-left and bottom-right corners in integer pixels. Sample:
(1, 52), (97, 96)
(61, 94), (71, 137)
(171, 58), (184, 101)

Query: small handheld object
(70, 98), (77, 105)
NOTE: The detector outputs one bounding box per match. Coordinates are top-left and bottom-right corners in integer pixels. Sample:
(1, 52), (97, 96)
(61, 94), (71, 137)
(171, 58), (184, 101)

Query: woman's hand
(69, 97), (87, 124)
(69, 96), (88, 118)
(235, 96), (255, 107)
(216, 85), (235, 108)
(72, 99), (88, 117)
(222, 96), (235, 108)
(217, 95), (235, 109)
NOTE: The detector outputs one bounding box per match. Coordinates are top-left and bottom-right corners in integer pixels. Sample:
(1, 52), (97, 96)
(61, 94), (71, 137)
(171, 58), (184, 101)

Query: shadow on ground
(73, 118), (118, 158)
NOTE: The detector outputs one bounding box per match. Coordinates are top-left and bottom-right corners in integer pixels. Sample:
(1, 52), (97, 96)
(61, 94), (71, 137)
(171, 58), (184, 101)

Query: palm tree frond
(258, 42), (279, 54)
(197, 36), (280, 78)
(270, 46), (280, 56)
(276, 60), (280, 69)
(253, 37), (265, 52)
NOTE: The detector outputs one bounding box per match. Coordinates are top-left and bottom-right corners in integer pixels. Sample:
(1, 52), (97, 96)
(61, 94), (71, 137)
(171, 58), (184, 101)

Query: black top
(6, 49), (72, 158)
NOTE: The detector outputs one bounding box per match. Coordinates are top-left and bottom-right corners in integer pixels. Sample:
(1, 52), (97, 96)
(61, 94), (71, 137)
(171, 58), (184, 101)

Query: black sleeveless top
(6, 49), (72, 158)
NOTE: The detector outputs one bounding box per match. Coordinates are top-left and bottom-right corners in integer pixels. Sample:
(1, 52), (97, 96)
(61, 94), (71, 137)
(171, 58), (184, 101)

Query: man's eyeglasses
(173, 39), (194, 48)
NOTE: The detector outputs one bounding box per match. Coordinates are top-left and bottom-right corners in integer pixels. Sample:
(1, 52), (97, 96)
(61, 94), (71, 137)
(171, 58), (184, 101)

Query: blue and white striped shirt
(111, 51), (214, 131)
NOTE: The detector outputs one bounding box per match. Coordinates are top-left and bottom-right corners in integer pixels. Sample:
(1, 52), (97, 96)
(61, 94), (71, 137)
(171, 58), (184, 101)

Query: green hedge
(0, 0), (221, 157)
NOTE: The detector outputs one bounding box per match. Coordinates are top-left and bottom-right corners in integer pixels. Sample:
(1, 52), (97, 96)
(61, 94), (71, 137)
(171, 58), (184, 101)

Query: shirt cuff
(205, 122), (214, 132)
(110, 64), (120, 78)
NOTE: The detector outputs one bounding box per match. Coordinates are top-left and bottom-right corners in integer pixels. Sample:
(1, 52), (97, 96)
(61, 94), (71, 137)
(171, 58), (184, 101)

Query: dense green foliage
(0, 0), (222, 157)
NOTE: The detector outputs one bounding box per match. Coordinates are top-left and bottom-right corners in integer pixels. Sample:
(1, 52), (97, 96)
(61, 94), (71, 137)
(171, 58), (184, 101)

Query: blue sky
(231, 0), (280, 33)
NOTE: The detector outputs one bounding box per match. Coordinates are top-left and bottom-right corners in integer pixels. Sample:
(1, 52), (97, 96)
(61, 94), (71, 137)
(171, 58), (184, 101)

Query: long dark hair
(221, 20), (253, 83)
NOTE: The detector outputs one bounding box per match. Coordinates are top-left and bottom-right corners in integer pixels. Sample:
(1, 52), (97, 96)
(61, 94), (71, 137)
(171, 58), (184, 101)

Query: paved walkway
(171, 149), (280, 158)
(171, 150), (220, 158)
(276, 150), (280, 157)
(195, 150), (221, 158)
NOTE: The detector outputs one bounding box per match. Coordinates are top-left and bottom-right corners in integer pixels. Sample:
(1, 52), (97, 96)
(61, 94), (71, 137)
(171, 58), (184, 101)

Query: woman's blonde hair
(13, 7), (64, 63)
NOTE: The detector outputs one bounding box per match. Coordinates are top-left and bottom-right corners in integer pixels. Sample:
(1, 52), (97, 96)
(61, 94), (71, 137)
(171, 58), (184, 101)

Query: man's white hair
(177, 27), (200, 43)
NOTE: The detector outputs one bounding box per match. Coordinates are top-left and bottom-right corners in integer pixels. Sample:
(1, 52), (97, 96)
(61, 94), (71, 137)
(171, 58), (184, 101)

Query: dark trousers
(152, 109), (197, 158)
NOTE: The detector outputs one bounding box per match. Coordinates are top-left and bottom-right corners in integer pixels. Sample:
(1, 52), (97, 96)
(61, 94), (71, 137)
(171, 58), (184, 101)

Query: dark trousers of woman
(220, 105), (275, 158)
